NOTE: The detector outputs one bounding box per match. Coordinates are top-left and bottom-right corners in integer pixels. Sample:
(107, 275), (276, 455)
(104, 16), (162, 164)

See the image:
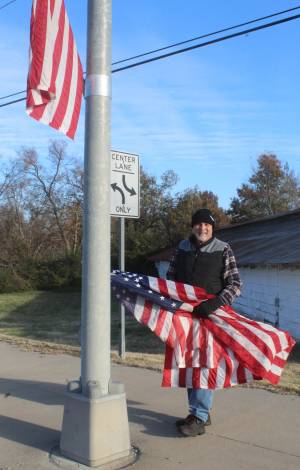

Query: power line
(111, 5), (300, 66)
(1, 10), (300, 108)
(0, 90), (26, 100)
(0, 0), (17, 12)
(0, 97), (25, 107)
(2, 6), (299, 102)
(111, 12), (300, 73)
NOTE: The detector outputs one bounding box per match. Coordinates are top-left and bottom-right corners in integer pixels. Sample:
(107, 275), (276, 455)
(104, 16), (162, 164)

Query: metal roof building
(215, 209), (300, 267)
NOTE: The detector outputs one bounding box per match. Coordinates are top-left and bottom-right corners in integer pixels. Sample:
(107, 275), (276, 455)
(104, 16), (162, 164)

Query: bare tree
(20, 141), (83, 257)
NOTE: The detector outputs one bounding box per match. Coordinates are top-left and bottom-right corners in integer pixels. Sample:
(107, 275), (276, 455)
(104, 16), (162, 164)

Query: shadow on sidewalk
(0, 415), (59, 451)
(0, 379), (180, 439)
(0, 408), (179, 453)
(0, 378), (66, 405)
(127, 400), (179, 438)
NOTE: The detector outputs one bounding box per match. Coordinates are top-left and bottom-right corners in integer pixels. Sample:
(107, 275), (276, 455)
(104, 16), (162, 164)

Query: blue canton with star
(111, 270), (183, 313)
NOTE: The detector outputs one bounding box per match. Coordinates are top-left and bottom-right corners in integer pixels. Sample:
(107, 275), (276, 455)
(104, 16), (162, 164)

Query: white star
(116, 294), (120, 299)
(171, 302), (177, 307)
(124, 278), (129, 281)
(160, 296), (165, 300)
(136, 284), (141, 288)
(148, 290), (152, 293)
(126, 297), (130, 301)
(112, 286), (116, 290)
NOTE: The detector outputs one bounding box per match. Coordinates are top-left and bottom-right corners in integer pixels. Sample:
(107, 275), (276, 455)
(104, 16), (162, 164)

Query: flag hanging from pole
(26, 0), (83, 139)
(111, 270), (295, 390)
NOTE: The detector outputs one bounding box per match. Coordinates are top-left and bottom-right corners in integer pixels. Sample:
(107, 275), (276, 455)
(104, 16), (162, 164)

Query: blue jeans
(188, 388), (213, 423)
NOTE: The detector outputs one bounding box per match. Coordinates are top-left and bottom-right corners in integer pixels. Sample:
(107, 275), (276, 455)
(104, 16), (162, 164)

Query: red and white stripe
(130, 276), (295, 389)
(26, 0), (83, 139)
(133, 294), (176, 346)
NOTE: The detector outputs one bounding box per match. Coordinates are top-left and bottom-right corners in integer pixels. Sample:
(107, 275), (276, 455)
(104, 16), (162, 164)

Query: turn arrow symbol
(122, 175), (136, 196)
(111, 182), (125, 204)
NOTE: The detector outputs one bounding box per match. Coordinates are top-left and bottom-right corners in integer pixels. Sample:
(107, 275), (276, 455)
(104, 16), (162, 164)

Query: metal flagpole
(60, 1), (132, 466)
(80, 0), (112, 398)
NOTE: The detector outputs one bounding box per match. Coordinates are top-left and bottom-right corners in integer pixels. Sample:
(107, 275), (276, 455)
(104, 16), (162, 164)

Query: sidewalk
(0, 340), (299, 470)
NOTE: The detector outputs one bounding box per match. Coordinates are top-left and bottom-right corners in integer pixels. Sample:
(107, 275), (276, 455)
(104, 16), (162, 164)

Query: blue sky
(0, 0), (300, 208)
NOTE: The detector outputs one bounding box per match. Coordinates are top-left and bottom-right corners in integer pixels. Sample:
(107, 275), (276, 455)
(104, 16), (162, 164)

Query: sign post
(118, 217), (126, 358)
(111, 150), (140, 358)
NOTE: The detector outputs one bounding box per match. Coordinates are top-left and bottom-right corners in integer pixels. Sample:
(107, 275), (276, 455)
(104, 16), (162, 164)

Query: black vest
(175, 237), (227, 294)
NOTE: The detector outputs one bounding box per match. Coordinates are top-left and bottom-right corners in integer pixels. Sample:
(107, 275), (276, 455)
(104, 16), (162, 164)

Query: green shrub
(18, 256), (82, 291)
(0, 253), (154, 294)
(0, 269), (31, 293)
(0, 256), (82, 293)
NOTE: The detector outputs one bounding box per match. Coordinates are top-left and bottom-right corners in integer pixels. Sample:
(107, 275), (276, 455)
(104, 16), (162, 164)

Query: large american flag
(26, 0), (83, 139)
(111, 271), (295, 389)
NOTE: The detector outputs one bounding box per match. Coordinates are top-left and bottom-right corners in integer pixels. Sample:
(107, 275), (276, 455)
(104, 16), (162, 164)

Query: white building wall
(234, 267), (300, 340)
(155, 261), (169, 279)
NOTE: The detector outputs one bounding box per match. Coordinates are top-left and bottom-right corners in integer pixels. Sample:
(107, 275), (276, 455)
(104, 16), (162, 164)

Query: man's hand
(193, 297), (223, 318)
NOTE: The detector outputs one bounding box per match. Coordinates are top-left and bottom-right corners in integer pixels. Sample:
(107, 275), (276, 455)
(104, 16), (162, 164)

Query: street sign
(110, 150), (140, 218)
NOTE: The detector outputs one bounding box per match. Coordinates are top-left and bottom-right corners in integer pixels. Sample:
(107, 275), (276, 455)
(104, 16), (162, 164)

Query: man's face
(192, 222), (213, 243)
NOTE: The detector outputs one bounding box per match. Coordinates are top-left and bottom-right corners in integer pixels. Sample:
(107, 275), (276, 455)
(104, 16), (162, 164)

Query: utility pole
(60, 1), (132, 467)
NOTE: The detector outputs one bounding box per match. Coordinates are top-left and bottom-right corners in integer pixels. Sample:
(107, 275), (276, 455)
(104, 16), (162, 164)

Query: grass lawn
(0, 290), (163, 353)
(0, 291), (81, 345)
(0, 290), (299, 394)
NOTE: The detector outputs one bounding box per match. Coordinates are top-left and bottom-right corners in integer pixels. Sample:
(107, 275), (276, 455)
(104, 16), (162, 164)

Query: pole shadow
(0, 378), (66, 405)
(0, 415), (59, 451)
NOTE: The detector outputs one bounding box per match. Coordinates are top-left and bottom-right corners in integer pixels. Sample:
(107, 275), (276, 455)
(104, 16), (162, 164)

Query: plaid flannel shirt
(166, 243), (241, 305)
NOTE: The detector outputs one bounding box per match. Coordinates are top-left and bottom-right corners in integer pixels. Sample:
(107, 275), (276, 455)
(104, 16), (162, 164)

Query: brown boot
(176, 413), (211, 427)
(178, 415), (206, 437)
(175, 413), (193, 427)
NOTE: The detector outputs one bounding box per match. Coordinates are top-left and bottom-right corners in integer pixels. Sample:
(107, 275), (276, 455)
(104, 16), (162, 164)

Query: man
(166, 208), (241, 437)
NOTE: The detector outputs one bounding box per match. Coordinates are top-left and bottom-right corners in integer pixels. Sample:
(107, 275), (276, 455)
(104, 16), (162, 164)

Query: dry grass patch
(0, 291), (299, 395)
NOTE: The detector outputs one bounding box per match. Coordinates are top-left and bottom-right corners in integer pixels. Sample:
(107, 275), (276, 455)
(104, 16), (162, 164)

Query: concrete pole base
(60, 381), (131, 467)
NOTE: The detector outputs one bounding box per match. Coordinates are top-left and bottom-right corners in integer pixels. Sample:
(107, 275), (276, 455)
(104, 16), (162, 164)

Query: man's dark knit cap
(191, 208), (215, 227)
